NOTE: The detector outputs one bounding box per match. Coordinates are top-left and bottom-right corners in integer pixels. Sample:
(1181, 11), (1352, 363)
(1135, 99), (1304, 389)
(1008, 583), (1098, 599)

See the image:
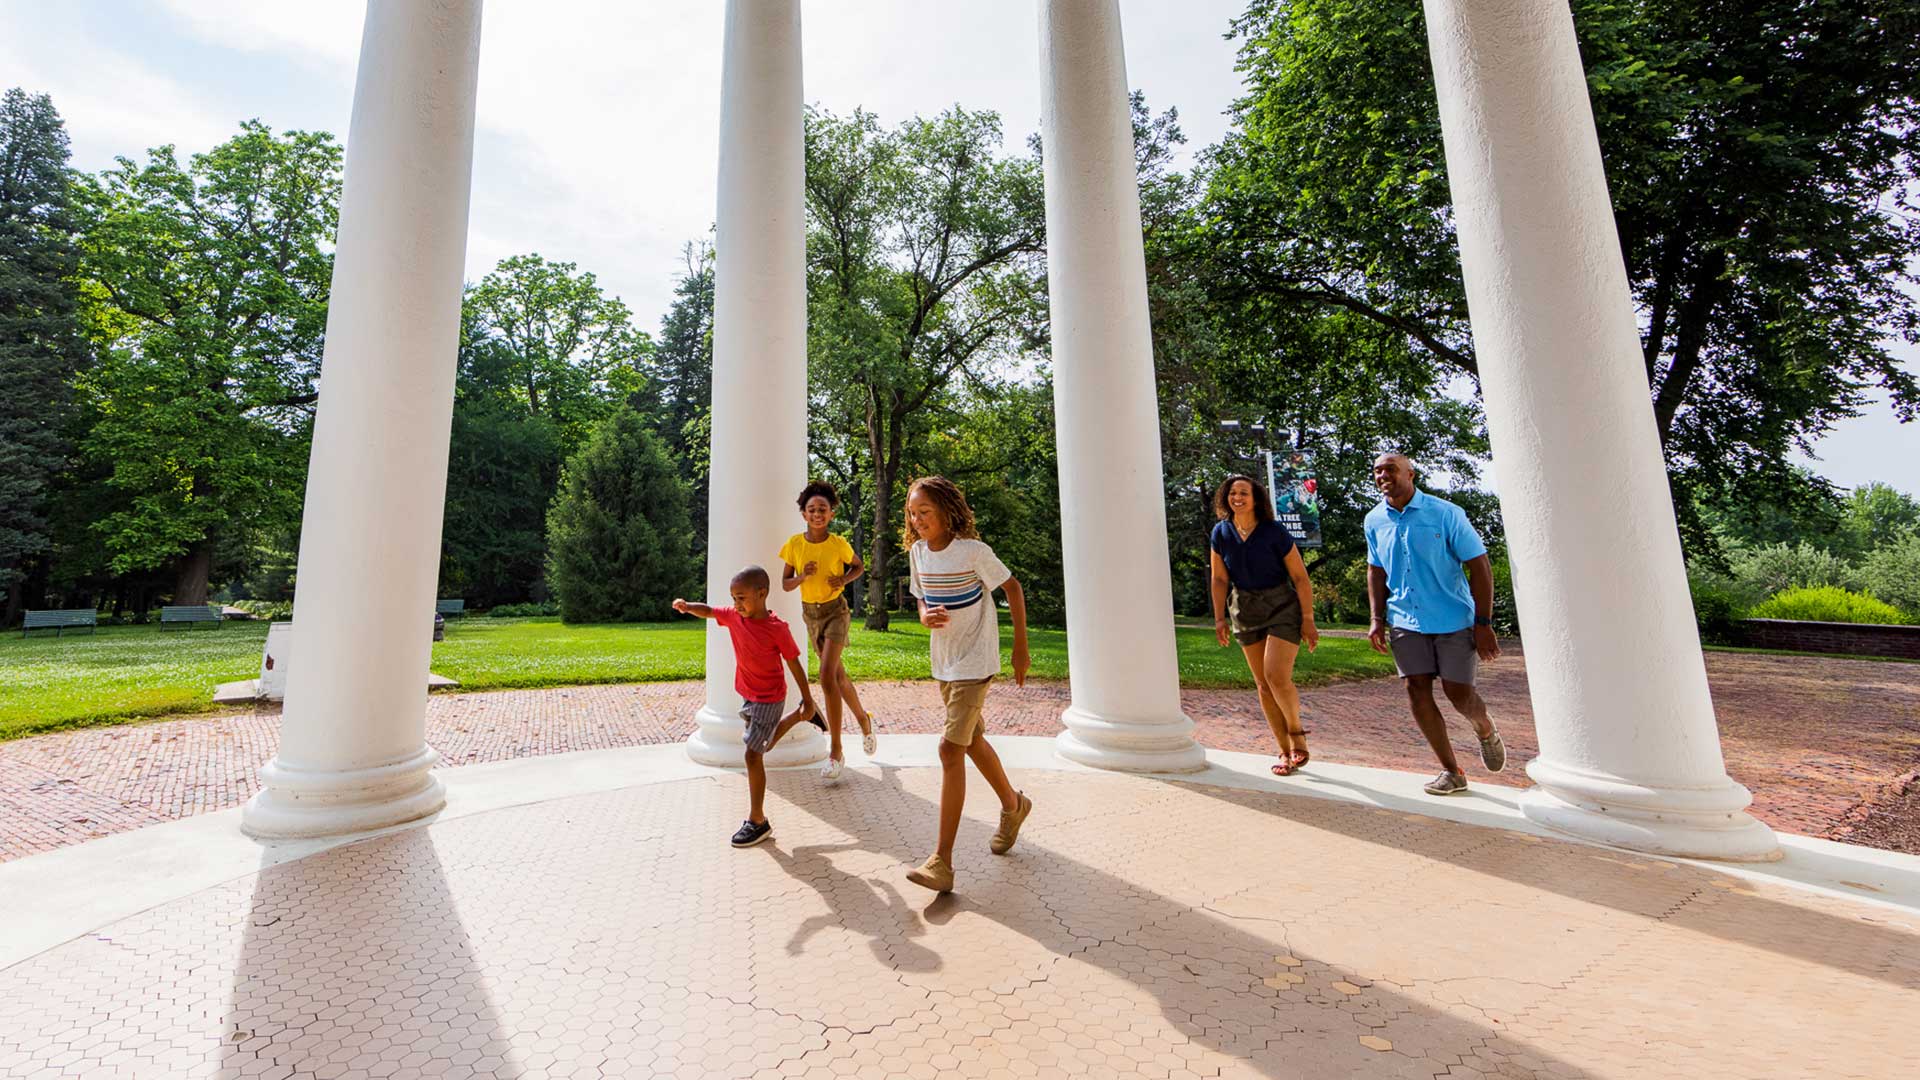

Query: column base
(240, 745), (446, 840)
(1055, 706), (1208, 773)
(1521, 758), (1781, 862)
(686, 704), (828, 768)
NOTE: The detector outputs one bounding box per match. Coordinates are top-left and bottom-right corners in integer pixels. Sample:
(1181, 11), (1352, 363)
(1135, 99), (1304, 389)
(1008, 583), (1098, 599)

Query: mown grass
(0, 616), (1395, 741)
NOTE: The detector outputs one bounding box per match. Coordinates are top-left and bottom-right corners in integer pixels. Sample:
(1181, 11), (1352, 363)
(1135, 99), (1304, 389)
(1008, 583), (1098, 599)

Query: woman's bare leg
(1261, 638), (1305, 758)
(1240, 639), (1297, 758)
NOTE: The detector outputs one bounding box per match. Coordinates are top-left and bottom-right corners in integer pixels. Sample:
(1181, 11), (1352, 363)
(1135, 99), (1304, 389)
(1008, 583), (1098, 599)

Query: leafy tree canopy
(1207, 0), (1920, 554)
(72, 120), (341, 602)
(804, 105), (1048, 627)
(463, 252), (653, 461)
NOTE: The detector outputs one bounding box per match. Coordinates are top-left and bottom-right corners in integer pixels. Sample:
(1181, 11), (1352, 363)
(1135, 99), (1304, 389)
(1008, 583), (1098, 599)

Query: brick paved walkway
(2, 649), (1915, 862)
(3, 768), (1916, 1079)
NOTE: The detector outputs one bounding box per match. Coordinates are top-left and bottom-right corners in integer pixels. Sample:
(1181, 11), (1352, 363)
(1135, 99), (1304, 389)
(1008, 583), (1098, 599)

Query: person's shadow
(765, 840), (943, 974)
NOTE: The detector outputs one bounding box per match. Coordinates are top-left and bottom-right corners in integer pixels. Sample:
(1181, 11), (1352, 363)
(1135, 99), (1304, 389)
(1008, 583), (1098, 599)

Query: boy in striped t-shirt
(900, 476), (1033, 894)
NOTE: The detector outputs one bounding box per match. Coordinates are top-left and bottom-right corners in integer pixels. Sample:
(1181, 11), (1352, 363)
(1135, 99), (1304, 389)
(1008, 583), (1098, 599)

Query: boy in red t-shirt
(674, 565), (821, 848)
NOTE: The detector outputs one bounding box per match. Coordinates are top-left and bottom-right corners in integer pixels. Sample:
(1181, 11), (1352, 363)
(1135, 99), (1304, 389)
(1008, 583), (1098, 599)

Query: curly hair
(796, 479), (839, 511)
(901, 475), (979, 551)
(1213, 474), (1275, 523)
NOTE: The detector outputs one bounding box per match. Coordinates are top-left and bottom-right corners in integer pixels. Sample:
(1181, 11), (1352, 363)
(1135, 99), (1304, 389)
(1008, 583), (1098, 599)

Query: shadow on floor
(760, 763), (1592, 1079)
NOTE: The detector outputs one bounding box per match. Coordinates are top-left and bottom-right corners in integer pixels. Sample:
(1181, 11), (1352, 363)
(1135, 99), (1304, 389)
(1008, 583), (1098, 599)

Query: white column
(241, 0), (483, 839)
(1423, 0), (1777, 860)
(685, 0), (824, 768)
(1039, 0), (1205, 774)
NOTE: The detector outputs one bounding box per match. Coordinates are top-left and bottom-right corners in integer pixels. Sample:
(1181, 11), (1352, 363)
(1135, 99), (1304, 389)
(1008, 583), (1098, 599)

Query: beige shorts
(802, 596), (851, 654)
(938, 677), (993, 747)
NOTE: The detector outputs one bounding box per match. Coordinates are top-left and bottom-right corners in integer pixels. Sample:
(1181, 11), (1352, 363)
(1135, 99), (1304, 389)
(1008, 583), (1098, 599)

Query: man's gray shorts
(1389, 627), (1478, 685)
(739, 699), (785, 754)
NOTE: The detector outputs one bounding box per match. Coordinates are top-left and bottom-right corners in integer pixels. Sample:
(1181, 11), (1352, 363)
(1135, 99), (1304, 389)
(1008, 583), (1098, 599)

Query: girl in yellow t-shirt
(779, 481), (878, 782)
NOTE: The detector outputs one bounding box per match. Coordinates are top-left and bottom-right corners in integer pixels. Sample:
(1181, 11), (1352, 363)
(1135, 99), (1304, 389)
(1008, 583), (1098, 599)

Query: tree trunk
(864, 461), (895, 630)
(172, 539), (214, 605)
(1653, 249), (1729, 444)
(846, 475), (867, 616)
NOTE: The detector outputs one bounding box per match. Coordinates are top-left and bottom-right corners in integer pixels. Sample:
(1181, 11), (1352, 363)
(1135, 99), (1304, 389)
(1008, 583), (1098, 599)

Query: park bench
(21, 609), (98, 637)
(436, 598), (465, 618)
(160, 605), (223, 631)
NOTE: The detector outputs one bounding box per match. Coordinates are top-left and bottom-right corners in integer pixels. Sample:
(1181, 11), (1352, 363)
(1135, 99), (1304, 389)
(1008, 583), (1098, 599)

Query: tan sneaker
(905, 854), (954, 893)
(1479, 729), (1507, 773)
(990, 792), (1033, 855)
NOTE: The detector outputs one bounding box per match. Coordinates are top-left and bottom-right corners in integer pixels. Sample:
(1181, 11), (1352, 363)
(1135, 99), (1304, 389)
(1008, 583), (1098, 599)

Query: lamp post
(1219, 420), (1281, 509)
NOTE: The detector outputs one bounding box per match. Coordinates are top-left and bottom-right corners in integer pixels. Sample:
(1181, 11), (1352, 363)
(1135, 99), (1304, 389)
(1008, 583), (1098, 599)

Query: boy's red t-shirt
(712, 607), (800, 703)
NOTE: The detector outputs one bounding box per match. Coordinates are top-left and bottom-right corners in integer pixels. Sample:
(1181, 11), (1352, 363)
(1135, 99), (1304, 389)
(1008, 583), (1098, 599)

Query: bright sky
(3, 0), (1908, 493)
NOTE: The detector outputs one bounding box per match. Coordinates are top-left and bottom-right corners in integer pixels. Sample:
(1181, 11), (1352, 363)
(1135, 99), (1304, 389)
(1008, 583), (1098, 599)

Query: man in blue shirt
(1364, 453), (1507, 796)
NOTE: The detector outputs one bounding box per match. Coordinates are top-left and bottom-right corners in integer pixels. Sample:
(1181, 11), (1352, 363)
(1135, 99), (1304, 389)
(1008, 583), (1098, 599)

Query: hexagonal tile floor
(1, 766), (1915, 1079)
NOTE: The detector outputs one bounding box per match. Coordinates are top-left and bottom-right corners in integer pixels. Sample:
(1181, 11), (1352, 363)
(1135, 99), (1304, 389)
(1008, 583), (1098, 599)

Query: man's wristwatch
(1474, 615), (1493, 628)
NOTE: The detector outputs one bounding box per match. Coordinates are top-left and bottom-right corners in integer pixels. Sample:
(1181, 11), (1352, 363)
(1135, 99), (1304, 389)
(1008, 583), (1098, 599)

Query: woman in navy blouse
(1209, 474), (1320, 775)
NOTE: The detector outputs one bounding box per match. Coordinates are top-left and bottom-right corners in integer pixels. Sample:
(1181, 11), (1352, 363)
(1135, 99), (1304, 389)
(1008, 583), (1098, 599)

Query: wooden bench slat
(160, 606), (223, 630)
(22, 609), (99, 637)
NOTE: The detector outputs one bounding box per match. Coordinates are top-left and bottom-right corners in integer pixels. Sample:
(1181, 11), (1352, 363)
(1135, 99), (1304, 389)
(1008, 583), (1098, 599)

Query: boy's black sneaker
(807, 711), (827, 731)
(731, 819), (772, 848)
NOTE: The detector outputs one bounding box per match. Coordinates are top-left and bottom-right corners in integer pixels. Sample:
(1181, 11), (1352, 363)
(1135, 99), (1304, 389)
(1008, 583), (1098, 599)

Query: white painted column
(685, 0), (824, 768)
(1423, 0), (1777, 859)
(1039, 0), (1205, 774)
(240, 0), (483, 839)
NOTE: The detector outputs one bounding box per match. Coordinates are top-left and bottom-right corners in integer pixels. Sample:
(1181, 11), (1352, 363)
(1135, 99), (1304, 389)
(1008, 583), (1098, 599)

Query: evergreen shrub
(545, 410), (697, 623)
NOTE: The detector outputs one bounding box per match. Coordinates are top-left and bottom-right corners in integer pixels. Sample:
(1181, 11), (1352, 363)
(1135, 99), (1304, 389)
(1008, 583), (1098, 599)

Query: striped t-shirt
(908, 538), (1012, 682)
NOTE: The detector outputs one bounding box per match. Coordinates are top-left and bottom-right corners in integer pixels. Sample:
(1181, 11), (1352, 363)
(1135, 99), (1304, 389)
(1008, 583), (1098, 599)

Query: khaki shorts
(802, 596), (851, 654)
(938, 677), (993, 747)
(1229, 583), (1303, 647)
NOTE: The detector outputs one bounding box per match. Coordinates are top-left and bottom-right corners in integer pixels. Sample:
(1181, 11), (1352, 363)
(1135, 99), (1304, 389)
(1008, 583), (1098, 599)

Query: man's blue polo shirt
(1364, 490), (1487, 634)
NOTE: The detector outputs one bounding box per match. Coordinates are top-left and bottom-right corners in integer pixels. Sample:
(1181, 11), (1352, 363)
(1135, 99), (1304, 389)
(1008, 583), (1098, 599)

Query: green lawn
(0, 616), (1394, 741)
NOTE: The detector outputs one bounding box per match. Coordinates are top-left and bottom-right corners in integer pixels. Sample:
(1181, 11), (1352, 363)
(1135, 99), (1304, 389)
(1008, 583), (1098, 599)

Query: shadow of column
(217, 830), (515, 1079)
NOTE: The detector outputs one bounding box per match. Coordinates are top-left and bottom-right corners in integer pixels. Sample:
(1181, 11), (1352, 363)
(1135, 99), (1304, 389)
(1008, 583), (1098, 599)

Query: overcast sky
(3, 0), (1908, 493)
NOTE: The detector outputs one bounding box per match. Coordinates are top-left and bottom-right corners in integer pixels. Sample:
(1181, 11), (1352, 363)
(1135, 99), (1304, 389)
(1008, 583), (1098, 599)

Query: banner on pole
(1272, 452), (1322, 549)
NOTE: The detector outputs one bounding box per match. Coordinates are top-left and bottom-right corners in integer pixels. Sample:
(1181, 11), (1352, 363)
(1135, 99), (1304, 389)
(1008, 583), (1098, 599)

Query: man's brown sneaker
(906, 854), (954, 893)
(1479, 730), (1507, 773)
(1423, 771), (1469, 796)
(990, 792), (1033, 855)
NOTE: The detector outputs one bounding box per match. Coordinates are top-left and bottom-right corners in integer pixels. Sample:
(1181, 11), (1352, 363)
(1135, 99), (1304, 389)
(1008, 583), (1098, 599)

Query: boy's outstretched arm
(999, 576), (1030, 687)
(673, 598), (717, 620)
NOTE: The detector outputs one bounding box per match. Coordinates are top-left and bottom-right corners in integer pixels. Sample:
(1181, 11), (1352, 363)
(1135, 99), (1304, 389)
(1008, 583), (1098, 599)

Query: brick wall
(1734, 619), (1920, 661)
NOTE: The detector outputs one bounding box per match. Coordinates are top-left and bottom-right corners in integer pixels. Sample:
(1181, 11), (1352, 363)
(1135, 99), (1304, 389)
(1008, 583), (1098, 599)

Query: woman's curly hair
(1213, 474), (1275, 523)
(901, 475), (979, 551)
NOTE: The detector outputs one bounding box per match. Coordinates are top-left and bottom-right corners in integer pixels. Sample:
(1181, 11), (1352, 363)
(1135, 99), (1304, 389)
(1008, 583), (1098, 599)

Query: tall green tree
(650, 242), (716, 557)
(72, 121), (341, 604)
(0, 89), (87, 619)
(545, 408), (695, 623)
(438, 306), (566, 608)
(805, 106), (1048, 627)
(464, 253), (653, 462)
(1207, 0), (1920, 548)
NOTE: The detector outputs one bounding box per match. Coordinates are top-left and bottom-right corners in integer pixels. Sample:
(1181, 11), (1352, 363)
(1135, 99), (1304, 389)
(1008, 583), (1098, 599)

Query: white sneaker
(821, 756), (844, 784)
(861, 718), (878, 757)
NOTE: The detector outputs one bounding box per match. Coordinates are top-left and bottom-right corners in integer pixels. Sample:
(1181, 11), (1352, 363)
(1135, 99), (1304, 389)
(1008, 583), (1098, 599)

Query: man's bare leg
(1406, 675), (1463, 774)
(1441, 680), (1494, 739)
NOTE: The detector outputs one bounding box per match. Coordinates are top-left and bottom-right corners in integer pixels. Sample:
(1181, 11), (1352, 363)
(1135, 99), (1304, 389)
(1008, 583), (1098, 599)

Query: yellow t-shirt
(779, 532), (858, 604)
